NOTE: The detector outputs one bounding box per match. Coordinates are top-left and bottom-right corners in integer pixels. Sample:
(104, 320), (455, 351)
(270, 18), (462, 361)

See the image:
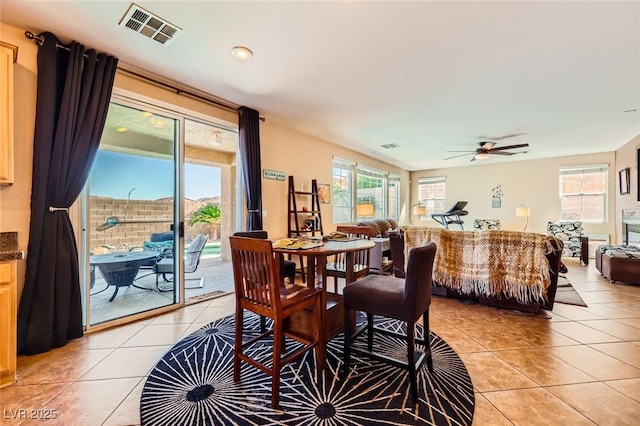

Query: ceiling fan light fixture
(475, 152), (490, 160)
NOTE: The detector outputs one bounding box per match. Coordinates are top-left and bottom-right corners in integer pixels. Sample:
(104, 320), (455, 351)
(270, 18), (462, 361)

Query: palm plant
(188, 203), (222, 239)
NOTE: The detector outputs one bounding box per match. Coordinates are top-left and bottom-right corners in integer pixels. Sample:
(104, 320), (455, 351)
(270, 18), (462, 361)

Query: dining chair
(343, 242), (437, 403)
(326, 225), (372, 293)
(230, 236), (322, 408)
(232, 231), (297, 282)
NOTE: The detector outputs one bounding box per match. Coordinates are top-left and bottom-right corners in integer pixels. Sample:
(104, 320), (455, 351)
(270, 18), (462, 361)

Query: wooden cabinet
(0, 42), (17, 185)
(0, 261), (17, 388)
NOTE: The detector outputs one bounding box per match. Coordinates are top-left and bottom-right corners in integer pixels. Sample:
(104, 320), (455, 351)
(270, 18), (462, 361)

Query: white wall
(410, 152), (617, 239)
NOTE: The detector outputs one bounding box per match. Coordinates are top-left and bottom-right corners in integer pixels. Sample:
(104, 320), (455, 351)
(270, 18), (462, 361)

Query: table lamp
(356, 203), (374, 217)
(412, 204), (426, 216)
(515, 205), (531, 231)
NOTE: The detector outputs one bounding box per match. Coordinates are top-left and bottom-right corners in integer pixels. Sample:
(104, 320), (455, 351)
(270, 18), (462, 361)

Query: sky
(90, 151), (221, 200)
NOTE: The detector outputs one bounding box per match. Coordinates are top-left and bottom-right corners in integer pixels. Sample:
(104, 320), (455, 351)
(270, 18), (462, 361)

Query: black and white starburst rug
(140, 313), (475, 425)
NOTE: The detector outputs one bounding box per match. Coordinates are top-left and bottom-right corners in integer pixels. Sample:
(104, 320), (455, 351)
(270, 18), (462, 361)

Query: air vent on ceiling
(119, 3), (182, 45)
(380, 143), (400, 149)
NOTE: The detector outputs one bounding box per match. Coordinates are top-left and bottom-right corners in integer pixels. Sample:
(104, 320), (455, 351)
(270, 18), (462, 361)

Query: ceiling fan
(444, 133), (529, 162)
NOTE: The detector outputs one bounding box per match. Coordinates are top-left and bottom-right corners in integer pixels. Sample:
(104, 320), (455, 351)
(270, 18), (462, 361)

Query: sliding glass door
(84, 101), (181, 326)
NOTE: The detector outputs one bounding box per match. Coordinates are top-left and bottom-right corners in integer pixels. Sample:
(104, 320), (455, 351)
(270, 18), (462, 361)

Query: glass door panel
(86, 102), (180, 326)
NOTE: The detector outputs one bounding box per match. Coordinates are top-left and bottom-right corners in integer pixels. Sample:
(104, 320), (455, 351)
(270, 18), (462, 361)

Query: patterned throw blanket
(404, 227), (557, 305)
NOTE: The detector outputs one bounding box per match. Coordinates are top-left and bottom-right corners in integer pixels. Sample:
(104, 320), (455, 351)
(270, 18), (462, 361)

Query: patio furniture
(90, 251), (159, 301)
(230, 235), (322, 408)
(343, 243), (437, 403)
(153, 234), (208, 291)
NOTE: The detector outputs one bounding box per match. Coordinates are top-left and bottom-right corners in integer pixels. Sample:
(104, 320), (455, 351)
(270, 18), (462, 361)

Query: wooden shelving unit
(288, 176), (324, 281)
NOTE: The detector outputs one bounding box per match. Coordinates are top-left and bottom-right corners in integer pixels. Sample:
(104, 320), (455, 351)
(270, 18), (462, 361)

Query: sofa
(390, 227), (564, 312)
(355, 218), (398, 237)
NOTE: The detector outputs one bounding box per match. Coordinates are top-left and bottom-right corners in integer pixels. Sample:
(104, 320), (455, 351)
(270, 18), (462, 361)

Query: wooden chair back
(230, 236), (282, 316)
(335, 225), (371, 271)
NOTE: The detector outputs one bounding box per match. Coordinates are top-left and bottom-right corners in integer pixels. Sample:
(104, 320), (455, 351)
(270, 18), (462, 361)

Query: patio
(88, 254), (233, 325)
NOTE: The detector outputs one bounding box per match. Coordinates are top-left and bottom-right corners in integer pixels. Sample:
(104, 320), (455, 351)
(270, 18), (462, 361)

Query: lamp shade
(356, 203), (374, 217)
(515, 206), (530, 218)
(412, 205), (426, 215)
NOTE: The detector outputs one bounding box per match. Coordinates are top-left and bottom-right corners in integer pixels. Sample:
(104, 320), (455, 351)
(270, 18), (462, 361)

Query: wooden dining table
(272, 238), (375, 368)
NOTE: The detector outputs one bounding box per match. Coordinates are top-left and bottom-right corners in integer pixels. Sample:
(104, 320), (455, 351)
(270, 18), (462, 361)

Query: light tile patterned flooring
(2, 258), (640, 425)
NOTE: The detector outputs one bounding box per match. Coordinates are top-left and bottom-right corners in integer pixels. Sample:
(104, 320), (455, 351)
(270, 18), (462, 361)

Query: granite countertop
(0, 232), (24, 261)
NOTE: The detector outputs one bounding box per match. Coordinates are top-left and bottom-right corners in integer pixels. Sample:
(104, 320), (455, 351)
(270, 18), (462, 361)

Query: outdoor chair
(343, 243), (437, 404)
(153, 234), (208, 291)
(230, 236), (322, 408)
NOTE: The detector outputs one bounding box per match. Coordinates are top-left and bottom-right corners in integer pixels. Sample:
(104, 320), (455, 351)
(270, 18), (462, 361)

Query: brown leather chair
(343, 242), (437, 403)
(326, 225), (372, 293)
(230, 236), (322, 408)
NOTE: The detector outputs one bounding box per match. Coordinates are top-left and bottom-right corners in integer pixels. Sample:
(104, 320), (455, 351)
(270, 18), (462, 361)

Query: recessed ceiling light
(231, 46), (253, 61)
(141, 111), (153, 118)
(116, 127), (128, 132)
(150, 117), (166, 129)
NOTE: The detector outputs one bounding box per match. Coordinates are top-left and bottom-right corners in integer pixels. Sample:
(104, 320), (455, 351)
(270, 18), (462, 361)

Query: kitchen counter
(0, 232), (24, 261)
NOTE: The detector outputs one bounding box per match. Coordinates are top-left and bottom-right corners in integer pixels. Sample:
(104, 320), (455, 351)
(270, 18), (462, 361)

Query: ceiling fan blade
(489, 132), (527, 141)
(470, 155), (476, 162)
(444, 152), (474, 160)
(489, 143), (529, 151)
(488, 151), (515, 156)
(446, 150), (476, 153)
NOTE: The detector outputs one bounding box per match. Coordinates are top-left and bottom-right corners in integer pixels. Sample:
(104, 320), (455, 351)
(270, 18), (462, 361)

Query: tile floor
(2, 258), (640, 425)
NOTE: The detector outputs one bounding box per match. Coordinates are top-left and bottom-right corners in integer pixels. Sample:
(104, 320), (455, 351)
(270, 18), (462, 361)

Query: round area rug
(140, 313), (475, 425)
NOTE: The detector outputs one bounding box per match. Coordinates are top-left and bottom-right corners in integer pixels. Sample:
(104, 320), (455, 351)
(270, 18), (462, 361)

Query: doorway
(85, 102), (181, 326)
(81, 98), (238, 328)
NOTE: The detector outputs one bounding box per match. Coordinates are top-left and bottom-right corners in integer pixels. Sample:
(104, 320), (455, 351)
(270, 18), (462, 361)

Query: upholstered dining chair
(232, 231), (297, 283)
(230, 236), (322, 408)
(472, 219), (502, 231)
(326, 225), (372, 293)
(343, 242), (437, 403)
(547, 221), (589, 265)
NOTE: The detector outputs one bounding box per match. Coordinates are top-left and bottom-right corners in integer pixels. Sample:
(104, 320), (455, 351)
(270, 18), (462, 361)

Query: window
(417, 177), (446, 219)
(356, 166), (387, 221)
(559, 165), (608, 222)
(332, 158), (354, 223)
(387, 175), (400, 220)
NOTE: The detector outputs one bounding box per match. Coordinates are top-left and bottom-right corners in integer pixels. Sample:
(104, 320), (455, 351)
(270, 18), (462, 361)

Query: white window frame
(559, 165), (608, 223)
(356, 165), (387, 221)
(387, 174), (400, 220)
(332, 158), (354, 224)
(417, 176), (447, 220)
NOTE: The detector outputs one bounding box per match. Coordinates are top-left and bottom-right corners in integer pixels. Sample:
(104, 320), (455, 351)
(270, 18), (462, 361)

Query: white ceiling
(2, 1), (639, 170)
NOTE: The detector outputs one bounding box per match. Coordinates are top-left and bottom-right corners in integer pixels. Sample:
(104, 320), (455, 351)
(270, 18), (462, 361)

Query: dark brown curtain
(238, 106), (263, 230)
(17, 32), (118, 355)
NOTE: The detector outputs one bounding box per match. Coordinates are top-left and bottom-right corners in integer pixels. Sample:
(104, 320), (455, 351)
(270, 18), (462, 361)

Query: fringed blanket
(404, 228), (555, 305)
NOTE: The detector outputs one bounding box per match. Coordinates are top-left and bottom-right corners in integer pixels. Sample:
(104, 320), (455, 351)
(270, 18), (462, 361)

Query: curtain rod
(24, 30), (259, 118)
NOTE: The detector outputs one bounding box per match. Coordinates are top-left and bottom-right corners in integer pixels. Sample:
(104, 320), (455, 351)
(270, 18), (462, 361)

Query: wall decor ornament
(491, 185), (503, 208)
(619, 167), (630, 195)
